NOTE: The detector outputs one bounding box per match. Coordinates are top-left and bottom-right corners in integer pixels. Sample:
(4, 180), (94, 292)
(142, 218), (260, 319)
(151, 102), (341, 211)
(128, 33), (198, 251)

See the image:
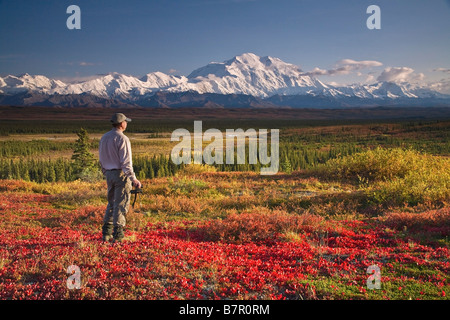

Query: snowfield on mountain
(1, 53), (449, 108)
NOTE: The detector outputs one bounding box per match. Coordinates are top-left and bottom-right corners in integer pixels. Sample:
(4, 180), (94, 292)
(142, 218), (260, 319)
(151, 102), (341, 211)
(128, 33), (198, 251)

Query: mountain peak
(237, 52), (260, 59)
(16, 73), (34, 79)
(184, 52), (320, 97)
(0, 53), (448, 104)
(230, 52), (261, 63)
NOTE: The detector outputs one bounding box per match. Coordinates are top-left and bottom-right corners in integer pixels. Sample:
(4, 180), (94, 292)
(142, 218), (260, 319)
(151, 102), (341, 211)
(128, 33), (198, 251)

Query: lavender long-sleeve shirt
(99, 128), (136, 180)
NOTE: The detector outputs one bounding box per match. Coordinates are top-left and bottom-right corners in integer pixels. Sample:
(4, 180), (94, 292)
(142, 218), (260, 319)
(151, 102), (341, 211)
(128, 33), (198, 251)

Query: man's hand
(132, 178), (142, 189)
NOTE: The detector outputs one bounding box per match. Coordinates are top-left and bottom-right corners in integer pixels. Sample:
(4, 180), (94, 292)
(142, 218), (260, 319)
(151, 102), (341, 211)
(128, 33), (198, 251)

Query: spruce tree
(281, 157), (292, 174)
(148, 161), (155, 179)
(71, 128), (99, 180)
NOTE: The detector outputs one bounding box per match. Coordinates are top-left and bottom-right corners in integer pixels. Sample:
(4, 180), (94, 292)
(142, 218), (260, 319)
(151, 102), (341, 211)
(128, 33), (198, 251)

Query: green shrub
(365, 163), (449, 206)
(168, 176), (209, 195)
(314, 147), (450, 207)
(317, 147), (427, 181)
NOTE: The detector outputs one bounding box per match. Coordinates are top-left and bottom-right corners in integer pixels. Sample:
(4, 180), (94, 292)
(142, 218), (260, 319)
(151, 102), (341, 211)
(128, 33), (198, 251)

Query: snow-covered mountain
(327, 81), (447, 100)
(0, 53), (449, 107)
(0, 73), (66, 94)
(172, 53), (329, 97)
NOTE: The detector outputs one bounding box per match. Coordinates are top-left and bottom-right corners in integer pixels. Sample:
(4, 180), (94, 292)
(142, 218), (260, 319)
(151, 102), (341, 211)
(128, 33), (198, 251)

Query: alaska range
(1, 53), (449, 109)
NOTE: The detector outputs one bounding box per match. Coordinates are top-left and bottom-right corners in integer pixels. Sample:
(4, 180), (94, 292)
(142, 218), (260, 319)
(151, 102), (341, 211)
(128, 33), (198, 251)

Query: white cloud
(433, 68), (450, 74)
(376, 67), (424, 83)
(302, 67), (328, 76)
(62, 61), (96, 67)
(55, 74), (104, 84)
(428, 78), (450, 94)
(168, 68), (179, 74)
(336, 59), (383, 69)
(365, 74), (375, 83)
(79, 61), (95, 66)
(429, 68), (450, 93)
(302, 59), (382, 77)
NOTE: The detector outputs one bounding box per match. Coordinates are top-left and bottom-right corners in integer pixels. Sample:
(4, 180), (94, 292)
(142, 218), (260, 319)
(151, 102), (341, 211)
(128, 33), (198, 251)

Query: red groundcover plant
(0, 185), (448, 300)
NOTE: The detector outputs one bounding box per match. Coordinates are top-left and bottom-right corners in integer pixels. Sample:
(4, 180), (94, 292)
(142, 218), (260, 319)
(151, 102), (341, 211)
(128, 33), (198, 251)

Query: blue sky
(0, 0), (449, 90)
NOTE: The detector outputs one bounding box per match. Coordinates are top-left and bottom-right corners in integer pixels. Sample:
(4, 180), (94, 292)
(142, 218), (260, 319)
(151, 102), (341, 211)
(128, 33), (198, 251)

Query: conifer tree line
(0, 128), (181, 182)
(0, 144), (362, 183)
(0, 127), (366, 183)
(0, 140), (74, 157)
(213, 143), (362, 173)
(0, 155), (181, 182)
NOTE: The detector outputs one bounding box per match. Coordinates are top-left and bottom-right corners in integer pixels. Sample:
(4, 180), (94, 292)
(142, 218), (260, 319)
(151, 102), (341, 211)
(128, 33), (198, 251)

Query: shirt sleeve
(118, 136), (136, 181)
(98, 138), (106, 174)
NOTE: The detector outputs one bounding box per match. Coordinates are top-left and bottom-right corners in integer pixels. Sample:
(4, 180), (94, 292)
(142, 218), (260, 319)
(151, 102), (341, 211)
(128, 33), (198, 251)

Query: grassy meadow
(0, 108), (449, 300)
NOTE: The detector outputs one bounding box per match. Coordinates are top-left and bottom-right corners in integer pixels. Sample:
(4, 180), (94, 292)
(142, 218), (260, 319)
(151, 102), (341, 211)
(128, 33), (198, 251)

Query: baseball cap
(110, 113), (132, 124)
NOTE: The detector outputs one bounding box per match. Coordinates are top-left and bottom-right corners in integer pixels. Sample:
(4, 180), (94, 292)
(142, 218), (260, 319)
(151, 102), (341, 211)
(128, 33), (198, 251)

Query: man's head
(111, 113), (132, 131)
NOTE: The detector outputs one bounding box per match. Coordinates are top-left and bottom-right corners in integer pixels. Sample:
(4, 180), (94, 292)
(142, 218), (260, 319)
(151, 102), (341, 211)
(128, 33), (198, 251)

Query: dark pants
(103, 170), (132, 235)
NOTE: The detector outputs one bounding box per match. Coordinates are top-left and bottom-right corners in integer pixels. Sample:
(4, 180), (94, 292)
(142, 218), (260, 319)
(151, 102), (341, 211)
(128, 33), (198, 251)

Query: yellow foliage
(314, 147), (450, 206)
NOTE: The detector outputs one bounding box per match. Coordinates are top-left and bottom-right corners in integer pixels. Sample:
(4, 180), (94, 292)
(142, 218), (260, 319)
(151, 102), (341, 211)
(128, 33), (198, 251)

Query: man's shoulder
(100, 130), (113, 140)
(102, 129), (123, 138)
(101, 129), (129, 143)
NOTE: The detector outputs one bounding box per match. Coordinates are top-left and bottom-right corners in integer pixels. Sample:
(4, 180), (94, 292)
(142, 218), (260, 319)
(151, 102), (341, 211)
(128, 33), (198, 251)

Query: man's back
(99, 128), (135, 180)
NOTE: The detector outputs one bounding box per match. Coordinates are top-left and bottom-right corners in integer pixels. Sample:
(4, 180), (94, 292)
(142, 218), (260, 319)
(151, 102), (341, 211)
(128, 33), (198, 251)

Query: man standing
(99, 113), (142, 243)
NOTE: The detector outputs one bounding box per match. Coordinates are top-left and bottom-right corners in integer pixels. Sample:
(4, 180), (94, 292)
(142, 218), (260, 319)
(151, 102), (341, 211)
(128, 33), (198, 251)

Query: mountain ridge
(1, 53), (449, 108)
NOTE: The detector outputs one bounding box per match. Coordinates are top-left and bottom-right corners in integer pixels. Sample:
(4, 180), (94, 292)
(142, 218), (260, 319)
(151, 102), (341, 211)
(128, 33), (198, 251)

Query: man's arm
(118, 136), (141, 188)
(98, 138), (106, 175)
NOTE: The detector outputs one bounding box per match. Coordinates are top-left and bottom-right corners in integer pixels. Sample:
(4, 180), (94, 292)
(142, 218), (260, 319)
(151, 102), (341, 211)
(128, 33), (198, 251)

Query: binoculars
(131, 186), (143, 194)
(130, 185), (143, 208)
